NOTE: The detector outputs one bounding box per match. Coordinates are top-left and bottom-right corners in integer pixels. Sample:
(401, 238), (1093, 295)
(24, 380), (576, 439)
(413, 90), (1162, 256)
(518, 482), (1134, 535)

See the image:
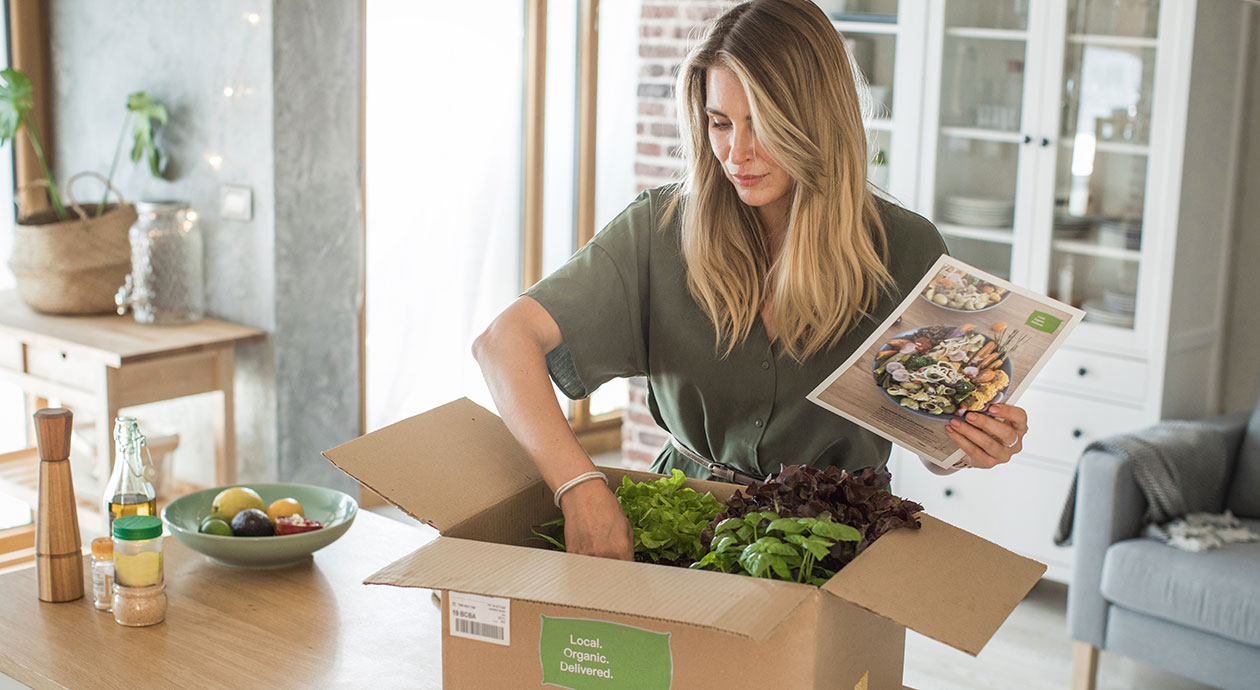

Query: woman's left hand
(945, 403), (1028, 469)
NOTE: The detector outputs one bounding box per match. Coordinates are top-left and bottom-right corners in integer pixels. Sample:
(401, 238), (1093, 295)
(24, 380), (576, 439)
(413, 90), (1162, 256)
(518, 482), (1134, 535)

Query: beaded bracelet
(553, 471), (608, 509)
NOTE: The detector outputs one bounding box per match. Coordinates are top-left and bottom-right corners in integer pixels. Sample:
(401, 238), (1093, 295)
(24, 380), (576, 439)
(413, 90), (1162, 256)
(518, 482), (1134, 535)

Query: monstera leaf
(126, 91), (168, 177)
(0, 68), (34, 144)
(0, 68), (66, 221)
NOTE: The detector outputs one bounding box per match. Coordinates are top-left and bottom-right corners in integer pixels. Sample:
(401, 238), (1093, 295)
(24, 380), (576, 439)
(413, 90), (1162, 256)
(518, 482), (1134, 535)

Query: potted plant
(0, 68), (168, 315)
(868, 148), (889, 190)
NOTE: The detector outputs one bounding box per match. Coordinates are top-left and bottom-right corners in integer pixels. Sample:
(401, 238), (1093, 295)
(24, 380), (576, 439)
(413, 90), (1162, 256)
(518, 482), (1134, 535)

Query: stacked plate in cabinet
(940, 195), (1016, 228)
(1098, 218), (1142, 250)
(1052, 214), (1092, 239)
(1082, 289), (1137, 328)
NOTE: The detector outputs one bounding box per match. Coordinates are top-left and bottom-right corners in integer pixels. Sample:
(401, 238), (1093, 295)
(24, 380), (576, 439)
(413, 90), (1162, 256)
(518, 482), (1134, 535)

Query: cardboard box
(324, 399), (1045, 690)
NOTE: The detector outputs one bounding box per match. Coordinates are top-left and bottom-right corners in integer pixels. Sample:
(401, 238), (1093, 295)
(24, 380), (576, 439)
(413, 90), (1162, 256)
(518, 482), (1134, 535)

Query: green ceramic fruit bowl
(162, 483), (357, 569)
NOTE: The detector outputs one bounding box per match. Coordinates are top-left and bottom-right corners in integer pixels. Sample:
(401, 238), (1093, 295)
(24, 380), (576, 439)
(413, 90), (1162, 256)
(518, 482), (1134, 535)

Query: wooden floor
(902, 580), (1218, 690)
(370, 504), (1219, 690)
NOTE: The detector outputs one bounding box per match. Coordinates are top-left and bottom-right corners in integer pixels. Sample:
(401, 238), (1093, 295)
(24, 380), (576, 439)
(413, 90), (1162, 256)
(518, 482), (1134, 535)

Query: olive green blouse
(525, 183), (947, 481)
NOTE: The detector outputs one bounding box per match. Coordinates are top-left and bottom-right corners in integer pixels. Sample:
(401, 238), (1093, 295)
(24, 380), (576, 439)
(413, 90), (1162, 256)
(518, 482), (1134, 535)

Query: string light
(223, 86), (234, 97)
(245, 12), (261, 24)
(206, 154), (223, 170)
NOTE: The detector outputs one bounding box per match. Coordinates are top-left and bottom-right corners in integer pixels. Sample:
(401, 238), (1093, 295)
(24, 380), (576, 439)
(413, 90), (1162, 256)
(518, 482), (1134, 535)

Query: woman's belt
(668, 435), (764, 485)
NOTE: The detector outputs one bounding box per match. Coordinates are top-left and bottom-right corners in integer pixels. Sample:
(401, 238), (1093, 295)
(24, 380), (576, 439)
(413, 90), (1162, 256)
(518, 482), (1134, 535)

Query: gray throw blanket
(1055, 421), (1235, 547)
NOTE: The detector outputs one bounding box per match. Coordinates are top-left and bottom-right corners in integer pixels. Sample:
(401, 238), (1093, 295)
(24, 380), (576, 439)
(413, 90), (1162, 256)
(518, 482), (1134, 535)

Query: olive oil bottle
(103, 418), (157, 533)
(108, 491), (157, 524)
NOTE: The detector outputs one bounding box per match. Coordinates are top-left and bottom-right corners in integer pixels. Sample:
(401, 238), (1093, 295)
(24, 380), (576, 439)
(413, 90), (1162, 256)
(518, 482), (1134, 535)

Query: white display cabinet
(825, 0), (928, 204)
(874, 0), (1251, 582)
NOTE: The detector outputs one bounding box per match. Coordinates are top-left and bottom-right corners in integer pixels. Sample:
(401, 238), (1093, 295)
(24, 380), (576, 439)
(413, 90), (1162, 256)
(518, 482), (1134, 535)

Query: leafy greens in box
(535, 464), (924, 583)
(691, 512), (860, 585)
(711, 465), (923, 570)
(533, 469), (723, 566)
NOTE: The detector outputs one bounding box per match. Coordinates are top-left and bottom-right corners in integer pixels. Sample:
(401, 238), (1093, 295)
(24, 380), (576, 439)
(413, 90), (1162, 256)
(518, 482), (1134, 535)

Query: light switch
(220, 184), (253, 221)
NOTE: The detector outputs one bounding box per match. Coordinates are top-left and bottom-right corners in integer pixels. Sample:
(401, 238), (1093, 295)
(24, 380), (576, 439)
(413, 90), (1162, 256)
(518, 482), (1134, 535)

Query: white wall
(1223, 7), (1260, 413)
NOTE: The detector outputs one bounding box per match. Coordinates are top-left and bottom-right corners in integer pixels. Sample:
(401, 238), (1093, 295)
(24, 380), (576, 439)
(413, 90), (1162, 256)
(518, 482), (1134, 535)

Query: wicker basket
(8, 173), (137, 315)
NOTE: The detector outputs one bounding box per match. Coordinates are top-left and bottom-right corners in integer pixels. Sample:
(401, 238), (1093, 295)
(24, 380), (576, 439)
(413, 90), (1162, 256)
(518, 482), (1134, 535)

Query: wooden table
(0, 292), (265, 499)
(0, 510), (442, 690)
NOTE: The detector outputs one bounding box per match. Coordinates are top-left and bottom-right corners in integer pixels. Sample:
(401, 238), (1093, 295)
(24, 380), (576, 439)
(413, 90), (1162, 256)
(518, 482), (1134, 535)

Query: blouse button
(753, 418), (764, 428)
(760, 361), (770, 370)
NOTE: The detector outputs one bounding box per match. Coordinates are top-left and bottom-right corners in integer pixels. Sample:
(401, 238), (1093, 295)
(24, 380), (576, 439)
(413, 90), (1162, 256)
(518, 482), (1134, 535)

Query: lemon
(199, 516), (233, 536)
(266, 498), (304, 523)
(210, 487), (264, 522)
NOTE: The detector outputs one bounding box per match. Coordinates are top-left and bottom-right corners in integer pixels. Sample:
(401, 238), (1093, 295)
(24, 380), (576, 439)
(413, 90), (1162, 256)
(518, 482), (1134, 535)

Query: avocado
(230, 508), (274, 537)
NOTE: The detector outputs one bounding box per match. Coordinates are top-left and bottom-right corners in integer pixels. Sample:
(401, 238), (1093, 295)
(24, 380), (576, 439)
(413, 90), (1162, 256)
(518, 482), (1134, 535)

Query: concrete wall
(272, 0), (362, 489)
(47, 0), (359, 492)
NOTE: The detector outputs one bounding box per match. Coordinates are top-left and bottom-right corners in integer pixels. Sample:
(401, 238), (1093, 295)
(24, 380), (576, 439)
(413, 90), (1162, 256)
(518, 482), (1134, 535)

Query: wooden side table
(0, 292), (265, 511)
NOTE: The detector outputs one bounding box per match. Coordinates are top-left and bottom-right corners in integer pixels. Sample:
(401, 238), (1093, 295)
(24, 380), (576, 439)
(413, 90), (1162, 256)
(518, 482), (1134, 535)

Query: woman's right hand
(559, 479), (634, 561)
(473, 296), (633, 561)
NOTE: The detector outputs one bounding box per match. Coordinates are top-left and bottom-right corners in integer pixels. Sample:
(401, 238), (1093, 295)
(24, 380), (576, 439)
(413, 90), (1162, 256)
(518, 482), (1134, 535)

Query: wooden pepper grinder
(34, 408), (84, 602)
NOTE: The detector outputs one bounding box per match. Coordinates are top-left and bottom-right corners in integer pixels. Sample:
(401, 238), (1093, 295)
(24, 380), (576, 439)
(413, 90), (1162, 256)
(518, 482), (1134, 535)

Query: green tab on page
(539, 615), (672, 690)
(1026, 311), (1063, 333)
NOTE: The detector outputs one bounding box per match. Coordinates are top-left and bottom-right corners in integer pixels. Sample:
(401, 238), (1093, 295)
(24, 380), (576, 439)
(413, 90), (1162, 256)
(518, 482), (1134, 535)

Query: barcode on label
(447, 591), (511, 646)
(454, 618), (504, 640)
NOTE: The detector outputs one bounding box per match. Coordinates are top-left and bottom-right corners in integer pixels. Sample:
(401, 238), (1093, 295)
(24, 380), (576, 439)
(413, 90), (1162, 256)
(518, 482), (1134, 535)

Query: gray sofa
(1067, 408), (1260, 690)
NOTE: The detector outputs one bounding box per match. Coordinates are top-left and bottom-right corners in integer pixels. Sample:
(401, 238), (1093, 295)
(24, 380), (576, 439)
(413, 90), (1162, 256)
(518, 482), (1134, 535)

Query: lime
(199, 516), (234, 536)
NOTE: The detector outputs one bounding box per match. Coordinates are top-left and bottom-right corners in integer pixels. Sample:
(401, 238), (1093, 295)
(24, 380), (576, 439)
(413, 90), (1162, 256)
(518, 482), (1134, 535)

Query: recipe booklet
(808, 255), (1085, 469)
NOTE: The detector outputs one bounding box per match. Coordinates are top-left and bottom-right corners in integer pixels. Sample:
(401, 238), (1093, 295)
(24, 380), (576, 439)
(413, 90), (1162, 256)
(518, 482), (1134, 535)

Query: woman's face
(705, 66), (792, 222)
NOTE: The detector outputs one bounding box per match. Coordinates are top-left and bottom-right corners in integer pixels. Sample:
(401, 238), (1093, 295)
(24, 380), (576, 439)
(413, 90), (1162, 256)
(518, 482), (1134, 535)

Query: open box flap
(367, 535), (816, 640)
(323, 398), (540, 533)
(820, 514), (1045, 656)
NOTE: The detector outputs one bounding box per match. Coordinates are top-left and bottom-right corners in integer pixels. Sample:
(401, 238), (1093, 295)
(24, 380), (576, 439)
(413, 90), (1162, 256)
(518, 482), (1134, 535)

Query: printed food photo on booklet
(808, 255), (1085, 468)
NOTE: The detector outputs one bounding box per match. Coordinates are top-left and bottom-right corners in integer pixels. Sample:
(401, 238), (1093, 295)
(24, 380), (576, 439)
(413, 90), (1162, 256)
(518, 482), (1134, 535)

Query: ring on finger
(1005, 437), (1018, 449)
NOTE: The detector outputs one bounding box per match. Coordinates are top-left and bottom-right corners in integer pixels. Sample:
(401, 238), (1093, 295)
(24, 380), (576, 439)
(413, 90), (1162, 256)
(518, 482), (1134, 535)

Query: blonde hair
(665, 0), (892, 361)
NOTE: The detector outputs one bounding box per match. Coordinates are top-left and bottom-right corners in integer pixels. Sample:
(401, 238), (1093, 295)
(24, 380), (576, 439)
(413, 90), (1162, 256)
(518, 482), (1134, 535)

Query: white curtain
(366, 1), (525, 430)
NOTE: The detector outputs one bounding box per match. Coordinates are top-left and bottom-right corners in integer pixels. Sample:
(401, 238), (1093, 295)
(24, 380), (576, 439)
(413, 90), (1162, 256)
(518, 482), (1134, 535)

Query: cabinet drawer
(0, 332), (23, 372)
(890, 454), (1074, 575)
(1017, 389), (1151, 466)
(1035, 348), (1148, 403)
(25, 344), (99, 390)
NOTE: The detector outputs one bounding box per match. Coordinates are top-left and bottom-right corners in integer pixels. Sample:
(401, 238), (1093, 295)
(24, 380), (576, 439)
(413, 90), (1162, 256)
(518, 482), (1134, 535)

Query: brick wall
(621, 0), (737, 469)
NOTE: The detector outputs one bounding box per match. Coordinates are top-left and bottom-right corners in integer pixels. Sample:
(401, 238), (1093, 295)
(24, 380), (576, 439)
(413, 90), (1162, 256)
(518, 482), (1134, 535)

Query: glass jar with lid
(111, 514), (167, 627)
(115, 200), (205, 324)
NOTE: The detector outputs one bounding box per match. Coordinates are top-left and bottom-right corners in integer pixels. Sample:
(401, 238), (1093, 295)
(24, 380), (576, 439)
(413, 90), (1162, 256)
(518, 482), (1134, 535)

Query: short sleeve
(879, 200), (949, 291)
(524, 189), (655, 399)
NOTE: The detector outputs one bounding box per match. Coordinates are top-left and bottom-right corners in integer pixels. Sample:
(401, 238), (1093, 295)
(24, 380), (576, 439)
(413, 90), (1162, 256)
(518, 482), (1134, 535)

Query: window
(364, 0), (641, 453)
(0, 2), (52, 544)
(364, 1), (526, 431)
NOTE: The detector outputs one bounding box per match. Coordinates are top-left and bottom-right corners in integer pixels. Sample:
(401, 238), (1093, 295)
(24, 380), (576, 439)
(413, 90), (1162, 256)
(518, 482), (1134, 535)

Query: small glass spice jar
(90, 537), (114, 612)
(111, 515), (167, 627)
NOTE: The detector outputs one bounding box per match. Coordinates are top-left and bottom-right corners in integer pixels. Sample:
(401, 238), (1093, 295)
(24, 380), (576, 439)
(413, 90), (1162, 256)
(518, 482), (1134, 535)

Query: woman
(472, 0), (1028, 561)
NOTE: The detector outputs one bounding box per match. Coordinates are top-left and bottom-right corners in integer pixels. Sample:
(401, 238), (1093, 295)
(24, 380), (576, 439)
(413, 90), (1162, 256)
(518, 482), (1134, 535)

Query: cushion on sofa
(1100, 519), (1260, 647)
(1229, 406), (1260, 518)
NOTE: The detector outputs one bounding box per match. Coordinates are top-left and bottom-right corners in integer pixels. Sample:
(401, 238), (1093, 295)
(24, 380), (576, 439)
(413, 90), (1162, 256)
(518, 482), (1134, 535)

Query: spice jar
(90, 537), (114, 612)
(113, 584), (167, 628)
(111, 515), (167, 627)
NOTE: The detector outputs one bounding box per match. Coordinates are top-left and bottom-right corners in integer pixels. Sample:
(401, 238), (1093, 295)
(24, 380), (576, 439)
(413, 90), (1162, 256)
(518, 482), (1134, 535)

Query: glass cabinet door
(927, 0), (1035, 281)
(1044, 0), (1159, 331)
(824, 0), (903, 195)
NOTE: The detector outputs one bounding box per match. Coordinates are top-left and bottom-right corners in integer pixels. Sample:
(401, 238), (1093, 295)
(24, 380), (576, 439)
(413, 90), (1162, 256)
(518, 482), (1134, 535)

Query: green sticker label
(1026, 310), (1063, 333)
(539, 615), (672, 690)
